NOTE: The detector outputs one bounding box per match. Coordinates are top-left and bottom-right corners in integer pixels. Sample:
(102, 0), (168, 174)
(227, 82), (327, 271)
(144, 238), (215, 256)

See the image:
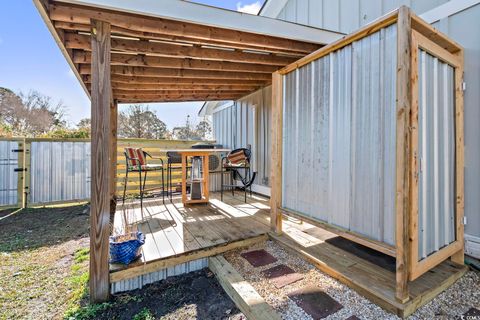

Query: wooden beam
(410, 14), (462, 54)
(85, 75), (268, 86)
(395, 6), (412, 304)
(64, 33), (296, 66)
(110, 234), (268, 282)
(50, 3), (320, 54)
(89, 19), (111, 303)
(55, 21), (312, 56)
(270, 72), (283, 235)
(80, 65), (272, 81)
(115, 93), (248, 103)
(209, 256), (282, 320)
(73, 51), (280, 73)
(108, 83), (261, 91)
(113, 89), (251, 96)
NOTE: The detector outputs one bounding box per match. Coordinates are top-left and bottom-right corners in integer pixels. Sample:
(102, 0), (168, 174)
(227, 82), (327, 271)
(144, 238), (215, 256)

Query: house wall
(276, 0), (448, 34)
(212, 86), (272, 194)
(266, 0), (480, 254)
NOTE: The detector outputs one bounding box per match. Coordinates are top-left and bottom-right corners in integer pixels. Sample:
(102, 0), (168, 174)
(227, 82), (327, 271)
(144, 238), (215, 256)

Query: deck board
(110, 192), (466, 318)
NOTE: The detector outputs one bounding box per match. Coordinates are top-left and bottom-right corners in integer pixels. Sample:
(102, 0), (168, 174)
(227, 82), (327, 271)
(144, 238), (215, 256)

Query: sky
(0, 0), (264, 129)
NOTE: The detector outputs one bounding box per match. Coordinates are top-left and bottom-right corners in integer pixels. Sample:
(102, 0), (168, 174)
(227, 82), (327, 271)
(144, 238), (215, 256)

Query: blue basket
(109, 231), (145, 265)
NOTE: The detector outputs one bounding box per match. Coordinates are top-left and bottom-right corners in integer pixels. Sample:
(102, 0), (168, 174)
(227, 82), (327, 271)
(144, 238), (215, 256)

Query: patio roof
(34, 0), (343, 103)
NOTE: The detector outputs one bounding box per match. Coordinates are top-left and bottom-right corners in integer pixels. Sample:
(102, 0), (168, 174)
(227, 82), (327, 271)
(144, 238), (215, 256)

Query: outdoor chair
(122, 148), (165, 214)
(166, 151), (191, 201)
(221, 148), (256, 203)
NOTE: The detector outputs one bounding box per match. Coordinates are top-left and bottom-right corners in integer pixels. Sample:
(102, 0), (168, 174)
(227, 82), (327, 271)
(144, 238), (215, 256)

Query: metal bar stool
(122, 148), (165, 215)
(166, 151), (191, 201)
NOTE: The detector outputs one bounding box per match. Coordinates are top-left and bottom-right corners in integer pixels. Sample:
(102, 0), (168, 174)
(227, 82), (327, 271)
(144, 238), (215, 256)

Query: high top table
(159, 149), (231, 205)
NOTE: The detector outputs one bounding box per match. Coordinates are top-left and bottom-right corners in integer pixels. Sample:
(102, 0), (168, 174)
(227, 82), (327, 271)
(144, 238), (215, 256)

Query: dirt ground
(0, 204), (243, 320)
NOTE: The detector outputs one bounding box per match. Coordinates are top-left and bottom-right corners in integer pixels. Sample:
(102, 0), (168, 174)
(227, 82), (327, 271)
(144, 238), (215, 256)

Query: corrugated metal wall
(282, 24), (397, 245)
(111, 258), (208, 294)
(418, 49), (456, 260)
(276, 0), (448, 34)
(271, 0), (480, 258)
(30, 141), (91, 204)
(212, 86), (272, 188)
(0, 140), (19, 206)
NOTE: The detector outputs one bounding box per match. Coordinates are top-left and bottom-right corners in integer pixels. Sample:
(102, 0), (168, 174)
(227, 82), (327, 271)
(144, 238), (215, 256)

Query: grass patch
(133, 308), (155, 320)
(64, 248), (90, 320)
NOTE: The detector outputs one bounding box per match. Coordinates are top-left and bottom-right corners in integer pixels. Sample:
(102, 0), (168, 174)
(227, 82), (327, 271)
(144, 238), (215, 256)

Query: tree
(0, 88), (67, 137)
(118, 105), (168, 139)
(77, 118), (91, 130)
(195, 118), (212, 140)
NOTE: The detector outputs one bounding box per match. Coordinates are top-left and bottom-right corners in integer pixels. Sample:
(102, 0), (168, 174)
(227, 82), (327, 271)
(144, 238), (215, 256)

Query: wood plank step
(209, 255), (282, 320)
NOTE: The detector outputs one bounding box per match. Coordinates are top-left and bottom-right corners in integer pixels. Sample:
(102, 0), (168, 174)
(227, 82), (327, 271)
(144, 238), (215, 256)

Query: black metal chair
(122, 148), (165, 214)
(221, 148), (256, 203)
(166, 151), (191, 201)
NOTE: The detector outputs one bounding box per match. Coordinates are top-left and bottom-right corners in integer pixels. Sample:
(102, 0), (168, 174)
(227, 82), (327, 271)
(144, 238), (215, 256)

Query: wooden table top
(157, 148), (231, 153)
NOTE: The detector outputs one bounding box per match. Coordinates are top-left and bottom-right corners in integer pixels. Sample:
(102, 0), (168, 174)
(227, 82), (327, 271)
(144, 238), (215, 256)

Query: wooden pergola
(34, 0), (342, 302)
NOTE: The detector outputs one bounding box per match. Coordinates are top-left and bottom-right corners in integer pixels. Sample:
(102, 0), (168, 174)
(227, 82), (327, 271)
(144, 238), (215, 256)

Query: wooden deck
(110, 192), (271, 282)
(110, 192), (466, 317)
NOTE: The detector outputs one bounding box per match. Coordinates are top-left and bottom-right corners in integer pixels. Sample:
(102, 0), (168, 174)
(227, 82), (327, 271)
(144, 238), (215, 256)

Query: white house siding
(212, 87), (272, 194)
(276, 0), (449, 34)
(271, 0), (480, 252)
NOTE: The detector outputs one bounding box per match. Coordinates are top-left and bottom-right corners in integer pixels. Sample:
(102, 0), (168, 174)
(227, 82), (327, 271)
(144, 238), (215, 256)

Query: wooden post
(16, 138), (25, 208)
(270, 72), (283, 234)
(395, 6), (412, 303)
(451, 50), (465, 265)
(89, 19), (112, 303)
(110, 100), (118, 215)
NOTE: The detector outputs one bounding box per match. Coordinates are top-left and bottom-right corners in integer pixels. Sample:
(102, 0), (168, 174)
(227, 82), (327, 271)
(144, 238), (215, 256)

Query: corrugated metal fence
(282, 24), (397, 246)
(0, 138), (218, 207)
(0, 140), (19, 206)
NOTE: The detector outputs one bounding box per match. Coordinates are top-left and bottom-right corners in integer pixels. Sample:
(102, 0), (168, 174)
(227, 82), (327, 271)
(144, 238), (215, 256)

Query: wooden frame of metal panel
(271, 6), (465, 303)
(408, 26), (464, 281)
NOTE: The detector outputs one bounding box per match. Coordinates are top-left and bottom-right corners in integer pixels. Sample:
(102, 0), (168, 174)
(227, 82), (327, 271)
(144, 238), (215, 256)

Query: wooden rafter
(108, 83), (262, 91)
(54, 21), (312, 56)
(73, 51), (280, 73)
(79, 65), (271, 80)
(49, 3), (321, 54)
(64, 33), (296, 66)
(84, 75), (269, 86)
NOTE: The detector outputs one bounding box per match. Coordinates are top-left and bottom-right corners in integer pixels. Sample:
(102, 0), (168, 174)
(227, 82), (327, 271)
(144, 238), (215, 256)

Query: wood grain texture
(395, 6), (412, 303)
(49, 3), (320, 54)
(65, 33), (296, 66)
(74, 51), (280, 73)
(270, 72), (283, 234)
(55, 21), (311, 56)
(89, 19), (111, 303)
(451, 44), (465, 265)
(209, 256), (282, 320)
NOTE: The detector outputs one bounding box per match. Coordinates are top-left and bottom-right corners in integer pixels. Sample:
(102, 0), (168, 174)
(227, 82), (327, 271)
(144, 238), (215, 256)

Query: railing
(0, 137), (218, 207)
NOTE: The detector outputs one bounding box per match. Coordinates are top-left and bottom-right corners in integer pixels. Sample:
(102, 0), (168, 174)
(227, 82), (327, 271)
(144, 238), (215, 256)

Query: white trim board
(259, 0), (289, 18)
(420, 0), (480, 23)
(52, 0), (343, 45)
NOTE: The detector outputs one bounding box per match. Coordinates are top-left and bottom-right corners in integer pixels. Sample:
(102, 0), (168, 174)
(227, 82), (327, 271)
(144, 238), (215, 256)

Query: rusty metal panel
(418, 49), (456, 260)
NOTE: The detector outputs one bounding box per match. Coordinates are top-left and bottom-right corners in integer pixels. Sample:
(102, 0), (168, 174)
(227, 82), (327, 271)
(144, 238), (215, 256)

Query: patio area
(110, 192), (271, 285)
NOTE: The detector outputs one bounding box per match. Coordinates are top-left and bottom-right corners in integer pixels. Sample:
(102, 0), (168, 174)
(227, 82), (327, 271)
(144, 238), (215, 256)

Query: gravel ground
(223, 240), (480, 320)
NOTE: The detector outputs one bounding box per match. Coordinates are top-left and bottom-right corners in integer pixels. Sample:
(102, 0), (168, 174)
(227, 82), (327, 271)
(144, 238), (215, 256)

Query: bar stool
(122, 148), (165, 214)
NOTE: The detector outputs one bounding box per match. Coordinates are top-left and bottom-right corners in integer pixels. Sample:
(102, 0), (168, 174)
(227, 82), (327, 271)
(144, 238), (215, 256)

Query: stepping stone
(262, 264), (304, 288)
(241, 249), (277, 267)
(345, 316), (360, 320)
(287, 285), (343, 319)
(464, 308), (480, 317)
